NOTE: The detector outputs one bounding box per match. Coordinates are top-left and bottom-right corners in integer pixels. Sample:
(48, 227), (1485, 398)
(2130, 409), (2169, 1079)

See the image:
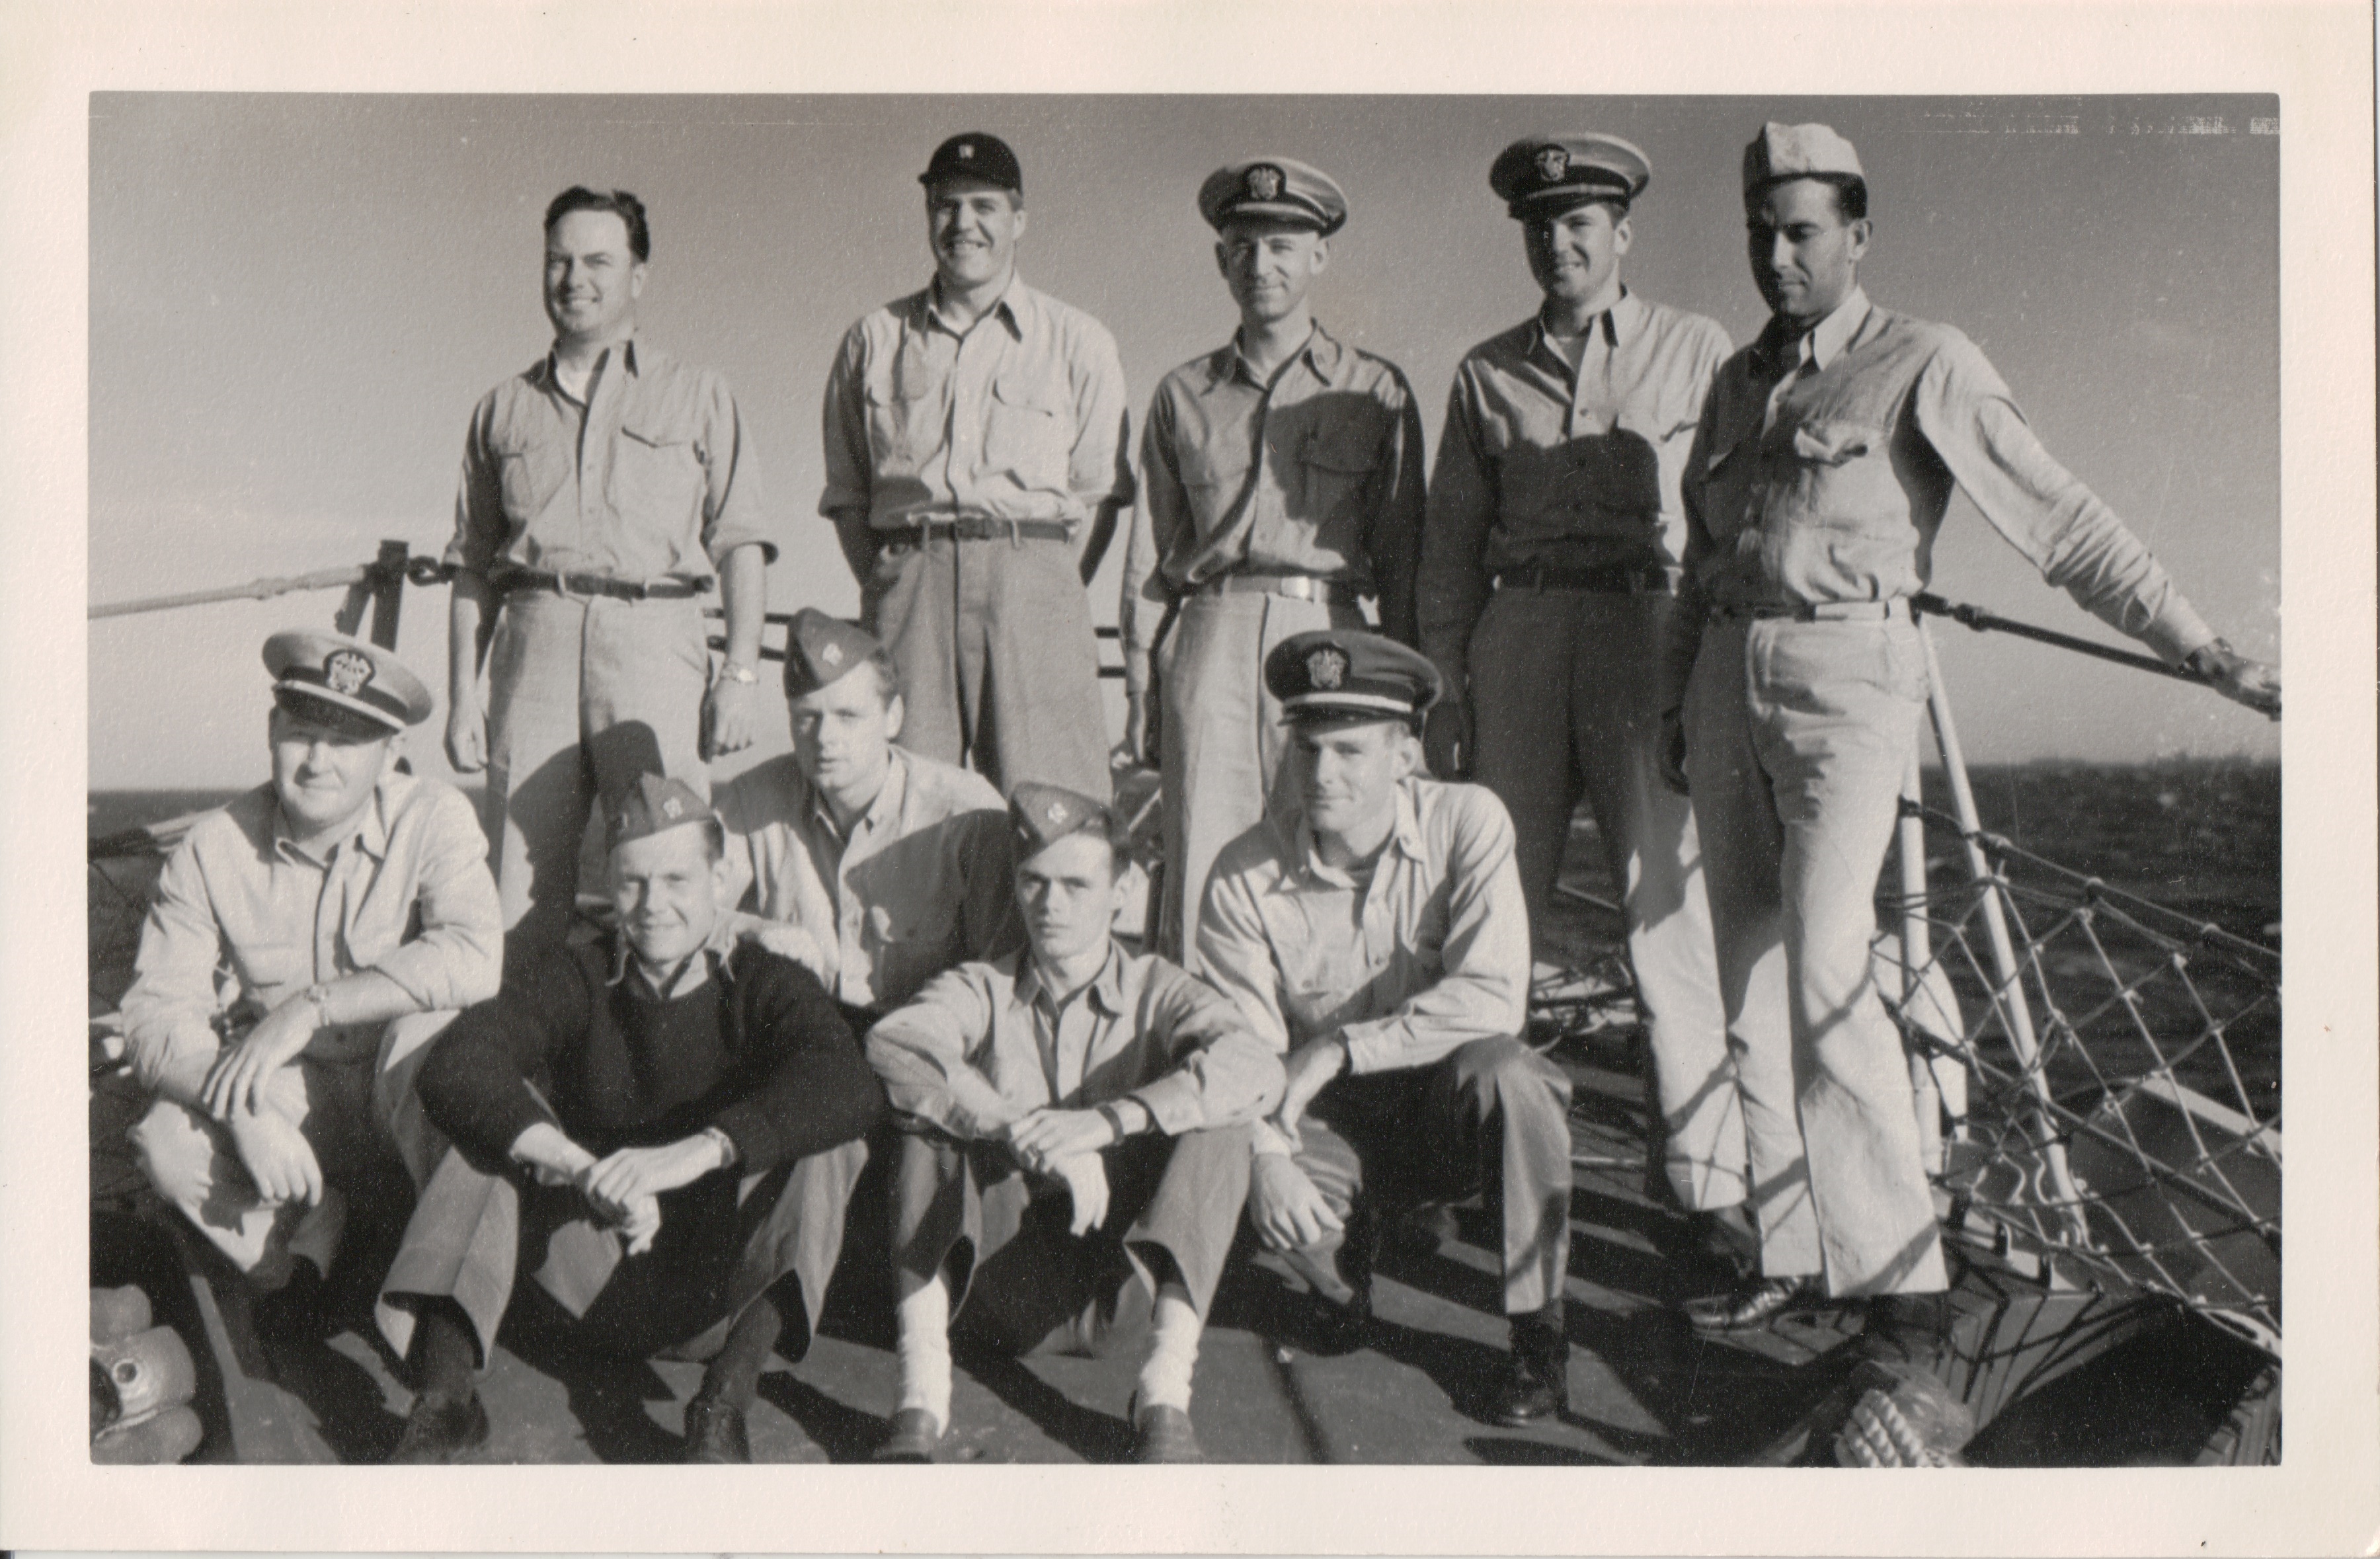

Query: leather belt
(1492, 563), (1677, 595)
(1197, 573), (1361, 606)
(498, 569), (705, 601)
(880, 516), (1074, 545)
(1711, 597), (1912, 623)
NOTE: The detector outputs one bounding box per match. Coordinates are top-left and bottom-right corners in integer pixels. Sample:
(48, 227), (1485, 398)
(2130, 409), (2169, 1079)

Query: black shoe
(250, 1259), (327, 1342)
(1129, 1401), (1204, 1464)
(872, 1406), (943, 1463)
(1859, 1292), (1954, 1367)
(1681, 1273), (1831, 1332)
(387, 1390), (489, 1464)
(1487, 1316), (1569, 1427)
(682, 1393), (751, 1463)
(1301, 1277), (1374, 1357)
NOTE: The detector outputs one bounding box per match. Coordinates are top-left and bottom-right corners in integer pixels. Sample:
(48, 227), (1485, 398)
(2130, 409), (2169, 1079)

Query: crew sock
(894, 1275), (952, 1432)
(408, 1299), (479, 1406)
(699, 1293), (782, 1410)
(1133, 1283), (1202, 1414)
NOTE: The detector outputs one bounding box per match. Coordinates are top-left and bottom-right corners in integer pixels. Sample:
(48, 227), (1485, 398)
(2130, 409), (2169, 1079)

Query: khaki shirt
(820, 275), (1134, 541)
(1196, 777), (1530, 1085)
(118, 771), (503, 1091)
(714, 746), (1020, 1014)
(866, 941), (1283, 1140)
(1119, 325), (1427, 694)
(446, 337), (775, 582)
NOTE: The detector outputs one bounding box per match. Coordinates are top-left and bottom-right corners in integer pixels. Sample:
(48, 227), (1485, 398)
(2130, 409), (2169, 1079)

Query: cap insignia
(662, 795), (684, 820)
(1246, 164), (1284, 202)
(323, 649), (374, 696)
(957, 142), (975, 159)
(1307, 645), (1349, 691)
(1045, 799), (1068, 825)
(1536, 146), (1570, 184)
(820, 642), (844, 667)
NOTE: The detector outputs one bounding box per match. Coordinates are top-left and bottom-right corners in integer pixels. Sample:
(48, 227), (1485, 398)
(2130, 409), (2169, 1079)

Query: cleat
(873, 1406), (943, 1463)
(682, 1393), (751, 1463)
(387, 1390), (489, 1464)
(1681, 1274), (1831, 1332)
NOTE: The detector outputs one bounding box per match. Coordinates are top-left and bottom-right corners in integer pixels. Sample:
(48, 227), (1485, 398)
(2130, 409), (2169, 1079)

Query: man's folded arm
(711, 955), (887, 1174)
(864, 965), (1017, 1139)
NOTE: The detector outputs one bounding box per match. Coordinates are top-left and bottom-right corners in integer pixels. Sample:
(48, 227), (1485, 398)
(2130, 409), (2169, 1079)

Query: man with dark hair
(1659, 122), (2279, 1363)
(713, 609), (1018, 1027)
(445, 184), (777, 947)
(117, 631), (500, 1336)
(1198, 629), (1572, 1427)
(1415, 133), (1747, 1258)
(865, 782), (1281, 1464)
(820, 134), (1134, 799)
(1120, 156), (1426, 972)
(375, 775), (883, 1463)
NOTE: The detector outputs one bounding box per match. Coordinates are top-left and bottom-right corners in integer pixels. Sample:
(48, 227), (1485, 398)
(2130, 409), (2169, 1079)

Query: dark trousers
(892, 1124), (1251, 1359)
(376, 1138), (868, 1372)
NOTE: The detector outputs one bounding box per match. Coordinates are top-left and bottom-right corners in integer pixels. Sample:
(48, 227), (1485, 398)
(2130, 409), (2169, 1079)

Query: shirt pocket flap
(992, 372), (1066, 415)
(1614, 408), (1700, 445)
(1301, 423), (1381, 473)
(1788, 419), (1882, 466)
(621, 419), (694, 450)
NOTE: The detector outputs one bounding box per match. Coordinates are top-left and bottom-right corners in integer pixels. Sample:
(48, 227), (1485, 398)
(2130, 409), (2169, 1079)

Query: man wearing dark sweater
(374, 774), (885, 1463)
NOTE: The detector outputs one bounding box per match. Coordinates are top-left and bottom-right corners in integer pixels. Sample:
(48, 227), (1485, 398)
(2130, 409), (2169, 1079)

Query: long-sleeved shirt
(1662, 288), (2217, 706)
(713, 745), (1020, 1014)
(820, 275), (1134, 549)
(1119, 325), (1427, 694)
(1196, 776), (1530, 1085)
(1417, 291), (1731, 686)
(118, 770), (502, 1092)
(418, 938), (883, 1176)
(446, 335), (775, 584)
(866, 941), (1283, 1142)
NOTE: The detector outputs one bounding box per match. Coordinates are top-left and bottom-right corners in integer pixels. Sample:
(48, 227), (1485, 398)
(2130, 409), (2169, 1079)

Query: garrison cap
(1741, 122), (1865, 198)
(1008, 781), (1121, 858)
(610, 772), (715, 850)
(1265, 629), (1441, 726)
(1199, 157), (1348, 235)
(781, 609), (890, 700)
(262, 629), (432, 734)
(1489, 133), (1651, 218)
(920, 132), (1023, 196)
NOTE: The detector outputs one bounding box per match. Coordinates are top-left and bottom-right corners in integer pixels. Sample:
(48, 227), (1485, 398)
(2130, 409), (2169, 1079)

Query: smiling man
(374, 775), (883, 1463)
(1197, 629), (1572, 1427)
(445, 186), (777, 947)
(116, 631), (499, 1336)
(1659, 122), (2280, 1361)
(865, 783), (1281, 1464)
(1119, 157), (1426, 971)
(820, 134), (1134, 799)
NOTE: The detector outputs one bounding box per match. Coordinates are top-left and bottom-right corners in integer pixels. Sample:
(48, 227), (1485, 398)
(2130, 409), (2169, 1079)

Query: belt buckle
(553, 570), (598, 605)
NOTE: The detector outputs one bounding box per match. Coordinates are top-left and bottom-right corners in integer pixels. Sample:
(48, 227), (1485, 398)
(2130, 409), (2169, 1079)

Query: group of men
(105, 118), (2280, 1468)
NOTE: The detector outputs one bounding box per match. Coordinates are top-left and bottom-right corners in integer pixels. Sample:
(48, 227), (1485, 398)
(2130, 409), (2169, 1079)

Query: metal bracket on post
(366, 540), (410, 649)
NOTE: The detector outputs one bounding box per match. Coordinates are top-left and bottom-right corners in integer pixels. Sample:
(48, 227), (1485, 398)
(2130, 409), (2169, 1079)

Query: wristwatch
(298, 983), (334, 1027)
(717, 662), (760, 686)
(699, 1125), (740, 1167)
(2181, 639), (2234, 678)
(1096, 1100), (1140, 1140)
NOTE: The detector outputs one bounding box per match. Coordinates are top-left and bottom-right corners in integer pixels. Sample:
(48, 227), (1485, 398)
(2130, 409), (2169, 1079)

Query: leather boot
(1487, 1306), (1569, 1427)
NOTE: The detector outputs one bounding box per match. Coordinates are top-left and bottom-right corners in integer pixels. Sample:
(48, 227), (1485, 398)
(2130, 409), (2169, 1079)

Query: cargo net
(1879, 801), (2281, 1357)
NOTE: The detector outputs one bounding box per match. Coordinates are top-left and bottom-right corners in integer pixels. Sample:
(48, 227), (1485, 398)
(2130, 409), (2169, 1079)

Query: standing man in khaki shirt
(821, 134), (1134, 800)
(1417, 134), (1746, 1248)
(445, 186), (777, 947)
(1662, 123), (2279, 1356)
(1120, 157), (1426, 971)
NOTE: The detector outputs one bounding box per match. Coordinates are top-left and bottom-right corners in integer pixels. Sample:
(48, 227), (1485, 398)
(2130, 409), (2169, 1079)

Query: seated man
(865, 783), (1283, 1464)
(117, 630), (500, 1335)
(1199, 629), (1574, 1425)
(374, 775), (885, 1463)
(714, 608), (1018, 1027)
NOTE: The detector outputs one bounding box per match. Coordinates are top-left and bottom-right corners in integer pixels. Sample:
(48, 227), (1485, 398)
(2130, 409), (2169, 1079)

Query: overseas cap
(920, 132), (1023, 196)
(1489, 133), (1651, 218)
(1199, 157), (1348, 235)
(1008, 781), (1119, 858)
(1265, 629), (1441, 726)
(1741, 122), (1865, 196)
(610, 772), (715, 850)
(262, 629), (432, 733)
(782, 608), (891, 700)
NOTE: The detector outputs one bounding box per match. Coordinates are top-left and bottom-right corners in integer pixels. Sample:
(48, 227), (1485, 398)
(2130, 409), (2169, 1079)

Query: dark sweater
(418, 938), (885, 1176)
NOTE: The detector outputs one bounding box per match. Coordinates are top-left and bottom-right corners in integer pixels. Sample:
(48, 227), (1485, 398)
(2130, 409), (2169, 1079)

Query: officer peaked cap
(1199, 157), (1348, 235)
(1265, 629), (1441, 726)
(1489, 133), (1651, 218)
(262, 629), (432, 734)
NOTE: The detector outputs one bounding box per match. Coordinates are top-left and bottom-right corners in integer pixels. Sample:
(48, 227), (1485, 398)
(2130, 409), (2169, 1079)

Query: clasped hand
(202, 994), (318, 1120)
(1000, 1111), (1116, 1236)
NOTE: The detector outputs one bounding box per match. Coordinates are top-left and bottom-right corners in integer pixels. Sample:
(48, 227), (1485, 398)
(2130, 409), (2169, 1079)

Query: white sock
(1133, 1284), (1203, 1414)
(894, 1274), (952, 1431)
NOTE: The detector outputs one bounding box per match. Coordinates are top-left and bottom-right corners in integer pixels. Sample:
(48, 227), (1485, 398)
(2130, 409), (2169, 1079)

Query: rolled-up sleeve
(697, 374), (775, 566)
(1915, 338), (2215, 664)
(119, 840), (229, 1092)
(1416, 372), (1499, 691)
(1121, 390), (1187, 698)
(1125, 964), (1284, 1134)
(444, 393), (507, 577)
(1068, 325), (1136, 530)
(865, 966), (1019, 1139)
(368, 786), (503, 1013)
(818, 326), (875, 532)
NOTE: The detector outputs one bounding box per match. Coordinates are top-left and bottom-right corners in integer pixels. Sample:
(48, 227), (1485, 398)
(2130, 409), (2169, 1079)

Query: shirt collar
(606, 923), (736, 994)
(924, 272), (1031, 340)
(267, 772), (393, 867)
(1529, 284), (1640, 364)
(539, 333), (645, 388)
(1758, 286), (1870, 376)
(1202, 320), (1348, 395)
(1014, 939), (1127, 1018)
(804, 747), (909, 846)
(1289, 781), (1425, 889)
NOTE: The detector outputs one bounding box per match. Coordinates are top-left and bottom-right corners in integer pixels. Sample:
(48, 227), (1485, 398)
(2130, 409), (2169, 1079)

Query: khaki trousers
(376, 1137), (868, 1370)
(1468, 588), (1745, 1210)
(892, 1125), (1251, 1357)
(1683, 614), (1948, 1297)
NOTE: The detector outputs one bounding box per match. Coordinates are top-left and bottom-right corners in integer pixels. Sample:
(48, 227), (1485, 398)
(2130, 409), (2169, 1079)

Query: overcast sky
(89, 93), (2279, 791)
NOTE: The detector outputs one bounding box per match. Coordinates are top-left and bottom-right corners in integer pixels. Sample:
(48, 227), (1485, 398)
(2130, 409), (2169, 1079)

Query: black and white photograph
(7, 3), (2375, 1554)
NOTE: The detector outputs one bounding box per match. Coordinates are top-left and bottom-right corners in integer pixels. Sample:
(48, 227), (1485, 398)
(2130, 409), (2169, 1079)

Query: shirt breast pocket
(489, 434), (568, 526)
(1297, 424), (1380, 523)
(983, 372), (1070, 488)
(863, 900), (960, 1008)
(231, 941), (309, 1009)
(610, 420), (705, 536)
(865, 375), (934, 469)
(1782, 418), (1895, 529)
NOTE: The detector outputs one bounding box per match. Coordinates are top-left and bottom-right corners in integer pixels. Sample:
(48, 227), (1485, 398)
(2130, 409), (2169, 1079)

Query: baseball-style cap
(1265, 629), (1442, 727)
(610, 772), (715, 850)
(1489, 134), (1651, 219)
(1741, 122), (1865, 197)
(781, 608), (891, 700)
(920, 133), (1023, 196)
(1008, 781), (1120, 857)
(262, 630), (432, 734)
(1198, 157), (1349, 235)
